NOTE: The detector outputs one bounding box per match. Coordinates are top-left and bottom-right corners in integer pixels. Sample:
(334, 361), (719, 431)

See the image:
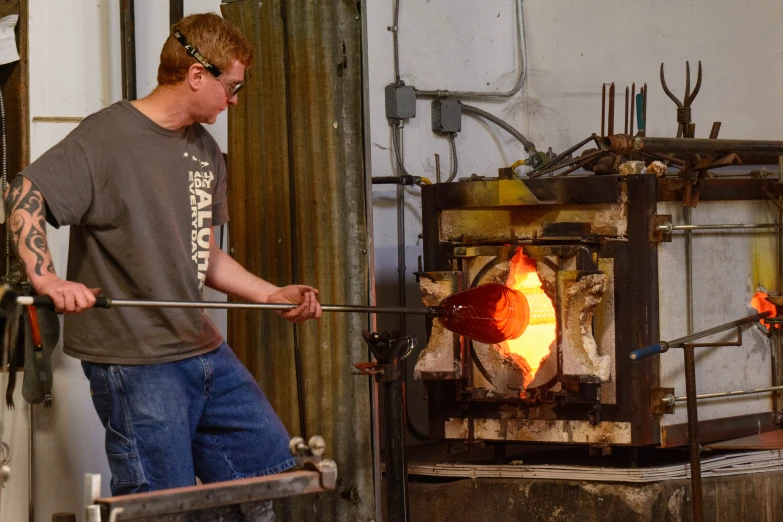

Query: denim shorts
(81, 342), (296, 495)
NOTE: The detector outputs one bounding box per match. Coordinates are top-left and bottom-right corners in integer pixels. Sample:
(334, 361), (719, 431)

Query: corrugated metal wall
(220, 1), (373, 520)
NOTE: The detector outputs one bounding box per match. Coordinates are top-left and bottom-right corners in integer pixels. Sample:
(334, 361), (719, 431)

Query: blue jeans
(81, 342), (295, 495)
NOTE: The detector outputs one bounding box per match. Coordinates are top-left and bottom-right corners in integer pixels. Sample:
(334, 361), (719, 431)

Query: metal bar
(624, 86), (629, 135)
(602, 136), (783, 156)
(415, 0), (526, 100)
(95, 470), (330, 520)
(607, 83), (615, 136)
(384, 356), (409, 522)
(684, 207), (694, 335)
(630, 313), (768, 360)
(672, 384), (783, 402)
(667, 313), (768, 349)
(528, 134), (595, 178)
(683, 344), (704, 522)
(630, 82), (635, 136)
(554, 150), (604, 177)
(601, 83), (606, 138)
(119, 0), (136, 101)
(16, 296), (442, 316)
(169, 0), (183, 27)
(397, 126), (407, 333)
(659, 223), (783, 231)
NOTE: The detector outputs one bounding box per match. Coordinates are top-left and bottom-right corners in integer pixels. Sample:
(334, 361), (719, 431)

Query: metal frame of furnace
(418, 174), (780, 448)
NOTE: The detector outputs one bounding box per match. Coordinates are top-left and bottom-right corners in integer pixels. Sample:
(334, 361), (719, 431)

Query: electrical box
(385, 84), (417, 120)
(431, 99), (462, 134)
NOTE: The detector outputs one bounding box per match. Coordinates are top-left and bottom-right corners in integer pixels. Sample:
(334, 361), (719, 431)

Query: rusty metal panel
(221, 1), (372, 520)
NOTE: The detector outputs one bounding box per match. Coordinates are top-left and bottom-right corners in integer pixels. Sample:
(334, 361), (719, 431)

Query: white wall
(2, 0), (783, 520)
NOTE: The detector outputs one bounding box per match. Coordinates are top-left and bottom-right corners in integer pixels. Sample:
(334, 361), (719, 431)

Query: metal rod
(671, 384), (783, 403)
(280, 1), (307, 439)
(607, 83), (615, 136)
(685, 207), (693, 335)
(119, 0), (136, 101)
(665, 313), (768, 351)
(415, 0), (526, 100)
(683, 344), (704, 522)
(659, 223), (783, 231)
(630, 83), (635, 136)
(624, 86), (629, 135)
(602, 136), (783, 156)
(601, 84), (605, 138)
(384, 353), (409, 522)
(169, 0), (183, 27)
(16, 296), (443, 317)
(528, 135), (596, 178)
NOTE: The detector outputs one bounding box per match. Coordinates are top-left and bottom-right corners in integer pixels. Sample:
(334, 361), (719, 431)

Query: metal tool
(660, 61), (702, 139)
(16, 294), (446, 318)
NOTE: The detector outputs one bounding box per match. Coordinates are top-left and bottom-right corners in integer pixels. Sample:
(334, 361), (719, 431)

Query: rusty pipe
(602, 135), (783, 156)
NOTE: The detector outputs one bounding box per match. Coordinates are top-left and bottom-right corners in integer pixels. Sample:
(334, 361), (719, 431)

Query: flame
(751, 291), (777, 330)
(502, 249), (556, 388)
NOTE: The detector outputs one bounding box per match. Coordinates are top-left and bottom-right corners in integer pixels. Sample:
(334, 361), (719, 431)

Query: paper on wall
(0, 15), (19, 66)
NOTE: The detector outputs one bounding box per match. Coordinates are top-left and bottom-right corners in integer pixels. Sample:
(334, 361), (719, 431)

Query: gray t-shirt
(21, 100), (228, 364)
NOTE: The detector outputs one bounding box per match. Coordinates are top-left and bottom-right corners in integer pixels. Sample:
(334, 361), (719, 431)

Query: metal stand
(355, 330), (416, 522)
(631, 315), (767, 522)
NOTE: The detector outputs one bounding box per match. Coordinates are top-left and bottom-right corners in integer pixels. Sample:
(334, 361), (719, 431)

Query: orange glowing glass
(751, 291), (778, 330)
(439, 283), (530, 344)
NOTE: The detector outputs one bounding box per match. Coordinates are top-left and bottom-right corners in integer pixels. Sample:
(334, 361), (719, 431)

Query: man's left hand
(266, 285), (322, 323)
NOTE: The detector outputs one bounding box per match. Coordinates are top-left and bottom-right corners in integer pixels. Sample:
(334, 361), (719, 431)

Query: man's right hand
(34, 275), (101, 313)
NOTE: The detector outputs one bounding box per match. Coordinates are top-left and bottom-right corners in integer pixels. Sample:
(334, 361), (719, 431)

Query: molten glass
(751, 291), (778, 330)
(439, 283), (530, 344)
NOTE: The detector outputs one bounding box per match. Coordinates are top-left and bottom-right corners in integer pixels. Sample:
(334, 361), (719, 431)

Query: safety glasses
(172, 31), (245, 97)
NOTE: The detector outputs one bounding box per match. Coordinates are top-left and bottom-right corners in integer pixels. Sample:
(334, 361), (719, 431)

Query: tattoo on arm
(5, 176), (55, 277)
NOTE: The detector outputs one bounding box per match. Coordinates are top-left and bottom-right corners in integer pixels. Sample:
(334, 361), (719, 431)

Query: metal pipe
(602, 135), (783, 156)
(384, 353), (409, 522)
(683, 344), (704, 522)
(16, 296), (445, 317)
(445, 133), (459, 183)
(397, 127), (407, 333)
(415, 0), (527, 100)
(666, 384), (783, 403)
(658, 223), (783, 232)
(685, 207), (693, 335)
(119, 0), (136, 101)
(169, 0), (183, 27)
(461, 104), (533, 150)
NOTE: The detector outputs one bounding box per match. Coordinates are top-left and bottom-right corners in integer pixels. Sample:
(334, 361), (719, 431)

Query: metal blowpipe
(17, 295), (446, 318)
(15, 283), (533, 345)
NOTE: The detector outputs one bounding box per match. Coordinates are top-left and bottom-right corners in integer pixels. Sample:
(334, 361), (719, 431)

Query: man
(4, 13), (321, 494)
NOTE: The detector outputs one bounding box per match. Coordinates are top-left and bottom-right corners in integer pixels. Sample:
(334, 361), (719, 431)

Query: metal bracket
(650, 214), (673, 243)
(652, 387), (676, 415)
(290, 436), (338, 490)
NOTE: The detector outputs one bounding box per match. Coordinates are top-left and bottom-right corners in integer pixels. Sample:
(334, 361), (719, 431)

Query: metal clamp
(290, 435), (337, 490)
